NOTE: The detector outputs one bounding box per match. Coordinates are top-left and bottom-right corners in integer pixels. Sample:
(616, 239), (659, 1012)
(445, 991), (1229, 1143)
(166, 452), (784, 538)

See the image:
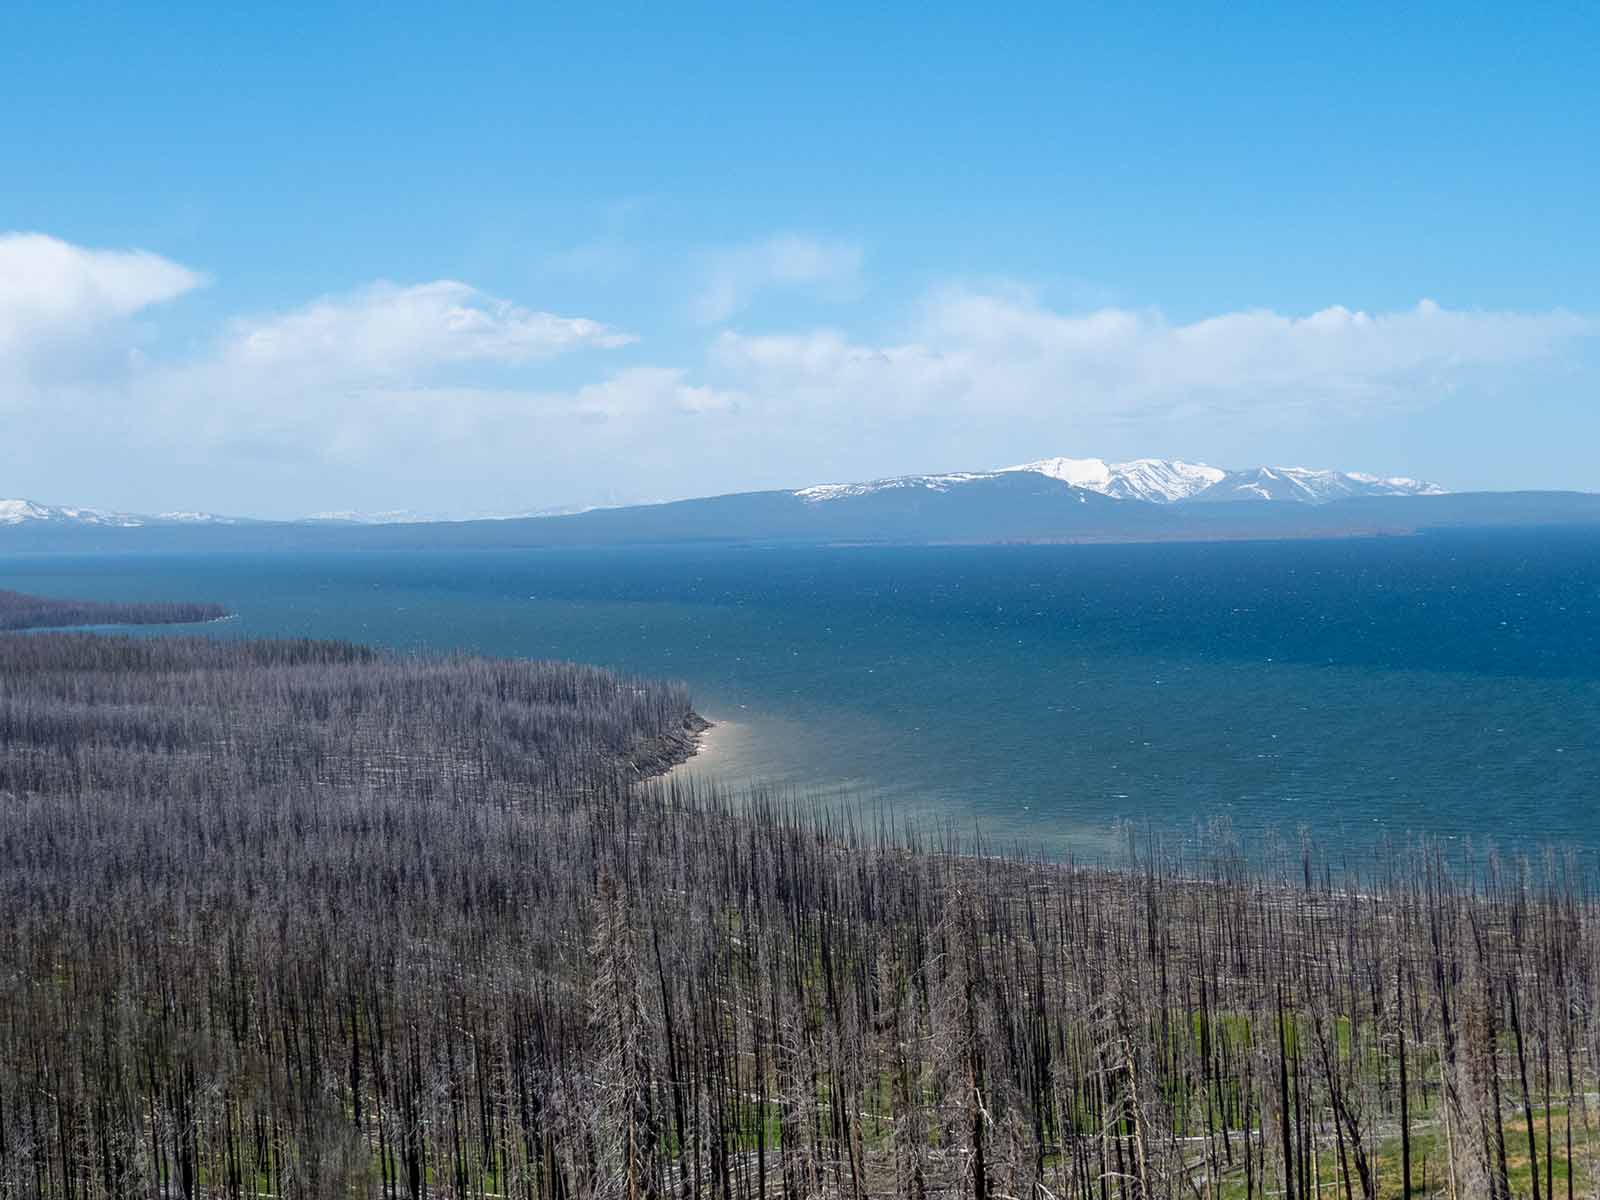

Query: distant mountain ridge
(798, 456), (1447, 507)
(0, 500), (595, 529)
(0, 456), (1447, 532)
(305, 504), (599, 525)
(2, 456), (1594, 555)
(0, 499), (246, 528)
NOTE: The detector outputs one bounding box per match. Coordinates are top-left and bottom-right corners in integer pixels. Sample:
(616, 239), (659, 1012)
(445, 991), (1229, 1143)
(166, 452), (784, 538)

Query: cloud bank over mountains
(2, 231), (1596, 518)
(716, 291), (1592, 422)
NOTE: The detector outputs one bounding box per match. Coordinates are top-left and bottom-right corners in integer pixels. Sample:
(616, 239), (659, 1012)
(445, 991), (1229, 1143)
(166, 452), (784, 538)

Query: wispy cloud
(545, 197), (647, 281)
(545, 237), (636, 281)
(218, 280), (634, 382)
(573, 367), (741, 423)
(691, 234), (862, 323)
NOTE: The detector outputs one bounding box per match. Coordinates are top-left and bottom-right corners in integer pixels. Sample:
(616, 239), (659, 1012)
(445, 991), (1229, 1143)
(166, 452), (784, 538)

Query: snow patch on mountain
(795, 473), (999, 503)
(1190, 466), (1448, 504)
(0, 500), (145, 527)
(1004, 457), (1227, 502)
(156, 511), (238, 524)
(0, 500), (250, 527)
(305, 510), (432, 525)
(1003, 457), (1113, 489)
(303, 504), (602, 525)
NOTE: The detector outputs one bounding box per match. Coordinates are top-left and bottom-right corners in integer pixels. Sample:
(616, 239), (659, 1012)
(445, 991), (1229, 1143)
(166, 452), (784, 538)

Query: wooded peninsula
(0, 587), (229, 631)
(0, 630), (1594, 1199)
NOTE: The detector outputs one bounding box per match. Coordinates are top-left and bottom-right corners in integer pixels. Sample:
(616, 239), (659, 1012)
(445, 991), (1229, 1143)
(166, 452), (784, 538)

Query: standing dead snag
(589, 868), (659, 1200)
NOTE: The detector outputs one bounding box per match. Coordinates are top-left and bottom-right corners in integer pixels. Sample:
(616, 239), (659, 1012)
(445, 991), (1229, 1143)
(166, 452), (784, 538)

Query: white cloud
(219, 280), (634, 382)
(709, 327), (970, 423)
(120, 282), (646, 482)
(574, 367), (741, 423)
(691, 234), (862, 323)
(0, 233), (661, 512)
(711, 292), (1598, 423)
(0, 232), (203, 371)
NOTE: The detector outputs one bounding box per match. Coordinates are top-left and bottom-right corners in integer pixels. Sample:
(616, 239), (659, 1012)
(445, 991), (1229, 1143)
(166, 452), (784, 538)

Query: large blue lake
(6, 529), (1598, 857)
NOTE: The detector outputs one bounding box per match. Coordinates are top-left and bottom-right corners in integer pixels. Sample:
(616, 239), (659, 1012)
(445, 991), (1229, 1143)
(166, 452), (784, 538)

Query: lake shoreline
(633, 711), (714, 780)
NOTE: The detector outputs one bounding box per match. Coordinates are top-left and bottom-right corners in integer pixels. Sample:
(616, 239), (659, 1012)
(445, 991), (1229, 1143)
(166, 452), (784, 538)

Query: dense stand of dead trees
(0, 632), (1596, 1198)
(0, 589), (229, 631)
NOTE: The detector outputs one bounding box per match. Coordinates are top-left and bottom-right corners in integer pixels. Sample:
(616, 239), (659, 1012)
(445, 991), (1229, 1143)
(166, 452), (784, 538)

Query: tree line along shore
(0, 629), (1595, 1199)
(0, 587), (229, 632)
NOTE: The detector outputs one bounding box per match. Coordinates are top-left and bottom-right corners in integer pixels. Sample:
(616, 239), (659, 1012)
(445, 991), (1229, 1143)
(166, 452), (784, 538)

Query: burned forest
(0, 631), (1596, 1199)
(0, 589), (229, 632)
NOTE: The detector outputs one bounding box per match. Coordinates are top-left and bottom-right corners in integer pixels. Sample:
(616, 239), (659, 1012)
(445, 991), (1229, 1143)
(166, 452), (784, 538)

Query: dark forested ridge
(0, 587), (229, 630)
(0, 634), (1596, 1199)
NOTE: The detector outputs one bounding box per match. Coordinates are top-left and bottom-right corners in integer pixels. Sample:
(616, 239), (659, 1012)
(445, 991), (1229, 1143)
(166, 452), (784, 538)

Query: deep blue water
(5, 529), (1598, 857)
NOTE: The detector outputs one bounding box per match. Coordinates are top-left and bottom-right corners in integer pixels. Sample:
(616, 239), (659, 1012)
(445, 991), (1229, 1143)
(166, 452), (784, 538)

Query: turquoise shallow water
(5, 529), (1598, 857)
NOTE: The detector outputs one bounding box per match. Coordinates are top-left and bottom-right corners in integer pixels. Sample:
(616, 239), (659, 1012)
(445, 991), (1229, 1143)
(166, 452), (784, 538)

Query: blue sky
(2, 3), (1597, 516)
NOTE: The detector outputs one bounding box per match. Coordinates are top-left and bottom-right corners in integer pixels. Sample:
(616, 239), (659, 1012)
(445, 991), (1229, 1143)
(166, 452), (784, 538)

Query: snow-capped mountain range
(0, 458), (1445, 531)
(3, 461), (1596, 552)
(796, 457), (1447, 506)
